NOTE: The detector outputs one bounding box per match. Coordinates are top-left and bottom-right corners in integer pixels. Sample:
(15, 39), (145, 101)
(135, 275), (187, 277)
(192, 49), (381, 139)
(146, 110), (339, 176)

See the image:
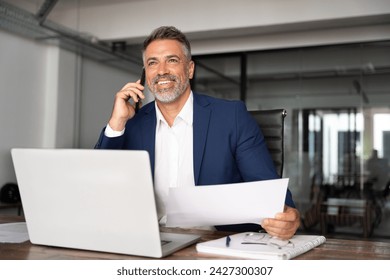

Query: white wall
(54, 50), (79, 148)
(78, 58), (138, 149)
(0, 30), (49, 184)
(0, 30), (135, 186)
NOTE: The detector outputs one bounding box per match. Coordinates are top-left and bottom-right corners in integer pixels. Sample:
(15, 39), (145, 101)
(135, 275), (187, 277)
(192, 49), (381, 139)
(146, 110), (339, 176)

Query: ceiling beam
(36, 0), (59, 24)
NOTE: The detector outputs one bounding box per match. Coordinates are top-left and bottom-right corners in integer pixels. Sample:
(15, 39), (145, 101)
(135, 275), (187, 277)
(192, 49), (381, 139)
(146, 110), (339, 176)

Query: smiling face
(143, 39), (194, 104)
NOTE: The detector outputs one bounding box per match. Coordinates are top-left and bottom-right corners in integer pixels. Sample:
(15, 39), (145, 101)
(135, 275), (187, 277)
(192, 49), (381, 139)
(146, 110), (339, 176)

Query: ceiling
(3, 0), (390, 51)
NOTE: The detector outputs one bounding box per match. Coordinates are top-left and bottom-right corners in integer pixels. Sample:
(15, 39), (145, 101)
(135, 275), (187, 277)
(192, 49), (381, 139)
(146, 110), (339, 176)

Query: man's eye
(148, 61), (157, 66)
(168, 58), (179, 63)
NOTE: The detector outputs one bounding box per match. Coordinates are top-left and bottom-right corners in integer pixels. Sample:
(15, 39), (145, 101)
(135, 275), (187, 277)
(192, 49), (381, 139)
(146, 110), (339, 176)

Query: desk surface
(1, 215), (389, 260)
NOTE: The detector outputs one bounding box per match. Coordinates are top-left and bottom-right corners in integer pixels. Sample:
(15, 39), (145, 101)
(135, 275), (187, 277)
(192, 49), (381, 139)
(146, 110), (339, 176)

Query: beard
(148, 74), (190, 104)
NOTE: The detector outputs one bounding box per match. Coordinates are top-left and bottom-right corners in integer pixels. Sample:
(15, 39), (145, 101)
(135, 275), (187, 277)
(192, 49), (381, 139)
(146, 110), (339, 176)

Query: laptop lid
(11, 148), (200, 258)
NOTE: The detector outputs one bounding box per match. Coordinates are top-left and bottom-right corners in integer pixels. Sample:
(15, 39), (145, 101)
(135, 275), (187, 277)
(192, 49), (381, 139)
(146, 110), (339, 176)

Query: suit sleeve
(94, 127), (126, 149)
(234, 102), (295, 208)
(216, 103), (295, 232)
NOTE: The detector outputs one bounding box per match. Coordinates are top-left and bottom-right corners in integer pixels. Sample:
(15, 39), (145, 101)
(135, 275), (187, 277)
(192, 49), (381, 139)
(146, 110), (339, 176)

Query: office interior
(0, 0), (389, 241)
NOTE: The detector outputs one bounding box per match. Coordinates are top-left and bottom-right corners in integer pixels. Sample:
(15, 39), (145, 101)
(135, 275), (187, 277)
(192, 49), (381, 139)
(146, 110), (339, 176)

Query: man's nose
(157, 61), (169, 75)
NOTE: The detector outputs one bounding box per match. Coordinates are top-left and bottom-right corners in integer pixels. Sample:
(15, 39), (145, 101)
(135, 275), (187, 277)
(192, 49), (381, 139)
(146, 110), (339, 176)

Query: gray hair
(142, 26), (192, 61)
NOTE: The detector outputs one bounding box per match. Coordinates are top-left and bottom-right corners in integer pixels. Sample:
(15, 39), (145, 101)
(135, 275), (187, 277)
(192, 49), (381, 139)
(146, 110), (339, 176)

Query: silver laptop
(11, 148), (200, 258)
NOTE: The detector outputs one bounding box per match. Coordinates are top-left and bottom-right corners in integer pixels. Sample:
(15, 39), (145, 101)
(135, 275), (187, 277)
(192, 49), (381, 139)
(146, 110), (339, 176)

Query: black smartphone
(140, 68), (146, 85)
(135, 68), (145, 113)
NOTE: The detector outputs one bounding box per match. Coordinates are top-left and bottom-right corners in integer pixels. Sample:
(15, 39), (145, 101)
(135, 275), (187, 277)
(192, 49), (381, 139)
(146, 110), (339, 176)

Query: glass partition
(192, 55), (241, 100)
(192, 41), (390, 239)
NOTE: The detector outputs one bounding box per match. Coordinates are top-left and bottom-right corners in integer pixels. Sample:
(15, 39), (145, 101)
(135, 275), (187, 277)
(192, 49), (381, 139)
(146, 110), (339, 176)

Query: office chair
(249, 109), (287, 178)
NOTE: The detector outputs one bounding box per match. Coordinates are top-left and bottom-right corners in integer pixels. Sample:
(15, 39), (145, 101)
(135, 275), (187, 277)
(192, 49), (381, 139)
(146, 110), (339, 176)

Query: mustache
(152, 74), (177, 84)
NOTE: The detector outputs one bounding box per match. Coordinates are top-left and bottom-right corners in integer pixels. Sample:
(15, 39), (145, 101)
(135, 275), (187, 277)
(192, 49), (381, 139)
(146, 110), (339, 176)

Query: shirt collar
(155, 91), (194, 128)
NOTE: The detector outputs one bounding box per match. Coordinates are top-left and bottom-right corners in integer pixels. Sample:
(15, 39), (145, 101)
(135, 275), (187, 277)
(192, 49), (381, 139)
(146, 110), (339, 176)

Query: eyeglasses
(241, 232), (294, 249)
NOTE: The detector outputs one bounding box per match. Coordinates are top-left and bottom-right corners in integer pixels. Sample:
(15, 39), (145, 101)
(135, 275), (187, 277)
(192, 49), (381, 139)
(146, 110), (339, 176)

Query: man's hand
(261, 205), (300, 240)
(108, 80), (145, 131)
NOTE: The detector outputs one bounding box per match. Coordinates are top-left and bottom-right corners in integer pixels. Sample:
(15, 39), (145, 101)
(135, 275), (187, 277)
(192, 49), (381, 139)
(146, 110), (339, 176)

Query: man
(95, 26), (300, 239)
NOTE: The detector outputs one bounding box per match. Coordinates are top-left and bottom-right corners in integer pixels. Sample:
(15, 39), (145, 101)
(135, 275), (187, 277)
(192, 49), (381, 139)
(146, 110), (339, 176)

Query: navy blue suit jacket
(95, 92), (295, 231)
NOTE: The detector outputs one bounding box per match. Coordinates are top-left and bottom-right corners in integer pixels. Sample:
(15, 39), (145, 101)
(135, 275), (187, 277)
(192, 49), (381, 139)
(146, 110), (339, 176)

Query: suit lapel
(193, 94), (211, 185)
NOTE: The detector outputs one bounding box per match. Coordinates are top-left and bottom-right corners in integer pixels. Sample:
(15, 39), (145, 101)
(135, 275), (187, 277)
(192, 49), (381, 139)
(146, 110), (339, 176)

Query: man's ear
(188, 60), (195, 79)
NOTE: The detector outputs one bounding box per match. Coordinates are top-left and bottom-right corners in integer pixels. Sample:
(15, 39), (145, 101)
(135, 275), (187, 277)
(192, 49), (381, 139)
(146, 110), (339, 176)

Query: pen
(226, 236), (231, 247)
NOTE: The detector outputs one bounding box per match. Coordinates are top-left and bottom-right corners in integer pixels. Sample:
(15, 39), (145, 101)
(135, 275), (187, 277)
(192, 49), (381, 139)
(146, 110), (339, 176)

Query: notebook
(196, 232), (326, 260)
(11, 148), (201, 258)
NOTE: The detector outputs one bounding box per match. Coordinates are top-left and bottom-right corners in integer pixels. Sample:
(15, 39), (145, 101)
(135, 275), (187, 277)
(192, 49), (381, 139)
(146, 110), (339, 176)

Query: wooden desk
(1, 215), (389, 260)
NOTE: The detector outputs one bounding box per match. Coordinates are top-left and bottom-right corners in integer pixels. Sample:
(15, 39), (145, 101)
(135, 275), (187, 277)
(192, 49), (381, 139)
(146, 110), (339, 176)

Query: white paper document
(166, 178), (289, 227)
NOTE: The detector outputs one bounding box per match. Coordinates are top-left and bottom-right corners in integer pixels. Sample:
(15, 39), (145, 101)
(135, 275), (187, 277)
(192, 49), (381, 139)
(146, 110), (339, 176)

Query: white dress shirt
(104, 93), (195, 225)
(154, 93), (195, 224)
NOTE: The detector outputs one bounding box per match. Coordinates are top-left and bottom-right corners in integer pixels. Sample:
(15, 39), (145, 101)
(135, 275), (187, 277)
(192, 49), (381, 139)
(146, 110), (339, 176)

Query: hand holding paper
(166, 178), (289, 227)
(262, 206), (301, 240)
